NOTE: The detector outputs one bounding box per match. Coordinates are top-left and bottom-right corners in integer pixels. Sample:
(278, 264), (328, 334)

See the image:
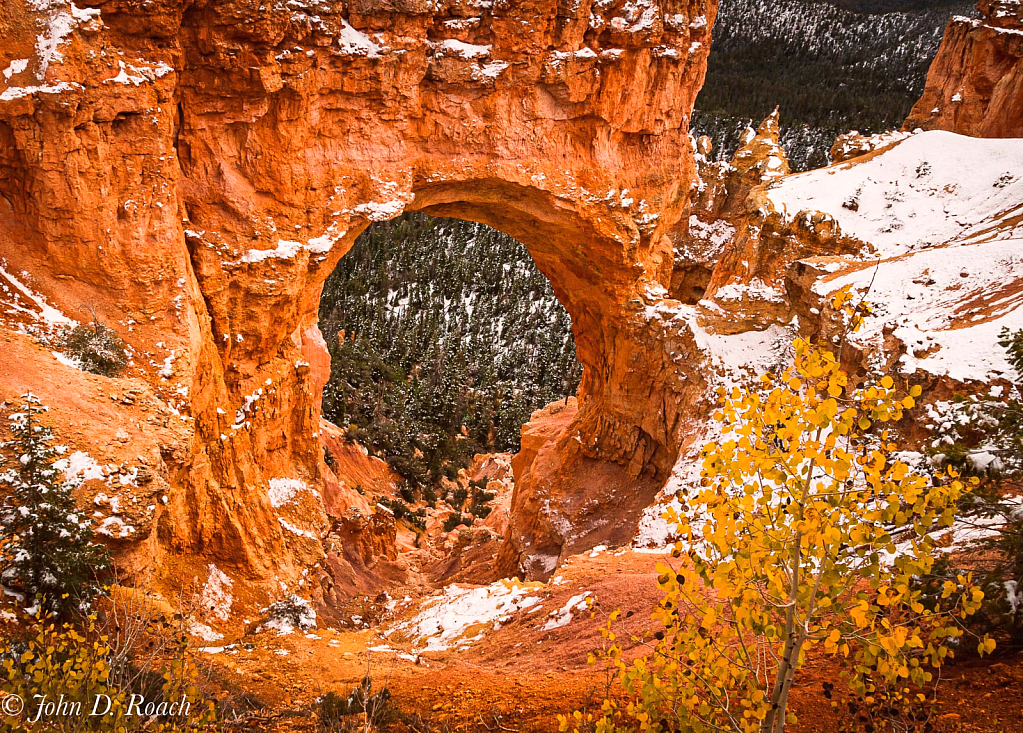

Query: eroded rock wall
(0, 0), (717, 587)
(904, 0), (1023, 137)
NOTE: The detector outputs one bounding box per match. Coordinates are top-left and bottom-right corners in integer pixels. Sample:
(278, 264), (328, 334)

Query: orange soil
(195, 549), (1023, 732)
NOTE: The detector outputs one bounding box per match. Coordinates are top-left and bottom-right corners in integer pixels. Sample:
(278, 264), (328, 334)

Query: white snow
(103, 60), (148, 86)
(189, 622), (224, 642)
(267, 477), (314, 508)
(238, 239), (304, 264)
(0, 264), (73, 327)
(475, 60), (509, 80)
(2, 59), (29, 80)
(337, 19), (382, 57)
(0, 81), (82, 101)
(352, 200), (407, 222)
(610, 0), (659, 33)
(688, 216), (735, 252)
(238, 225), (341, 264)
(814, 236), (1023, 383)
(96, 515), (135, 539)
(434, 39), (492, 59)
(766, 131), (1023, 258)
(714, 278), (785, 304)
(54, 451), (105, 483)
(159, 351), (176, 379)
(51, 350), (81, 369)
(199, 564), (234, 621)
(684, 312), (793, 379)
(542, 592), (590, 631)
(278, 518), (317, 539)
(388, 581), (541, 652)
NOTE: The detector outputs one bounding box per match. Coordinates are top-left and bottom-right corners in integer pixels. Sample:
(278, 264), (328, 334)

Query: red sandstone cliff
(0, 0), (718, 593)
(904, 0), (1023, 137)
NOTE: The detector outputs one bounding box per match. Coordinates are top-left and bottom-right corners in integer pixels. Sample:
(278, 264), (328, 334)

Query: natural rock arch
(0, 0), (717, 584)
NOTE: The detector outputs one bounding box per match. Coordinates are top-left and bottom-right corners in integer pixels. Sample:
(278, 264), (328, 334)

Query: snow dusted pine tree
(0, 394), (110, 615)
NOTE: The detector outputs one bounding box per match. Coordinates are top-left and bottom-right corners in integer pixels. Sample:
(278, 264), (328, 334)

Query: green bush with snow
(923, 328), (1023, 644)
(0, 394), (111, 615)
(56, 318), (129, 377)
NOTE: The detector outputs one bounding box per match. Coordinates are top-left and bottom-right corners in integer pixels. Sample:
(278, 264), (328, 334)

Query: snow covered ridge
(765, 131), (1023, 258)
(753, 131), (1023, 385)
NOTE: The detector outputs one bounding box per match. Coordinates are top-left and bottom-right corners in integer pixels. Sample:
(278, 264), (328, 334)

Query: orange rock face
(0, 0), (718, 587)
(904, 0), (1023, 137)
(678, 110), (855, 335)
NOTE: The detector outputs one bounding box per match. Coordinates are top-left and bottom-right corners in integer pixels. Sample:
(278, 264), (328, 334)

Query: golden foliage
(1, 605), (217, 733)
(562, 293), (993, 733)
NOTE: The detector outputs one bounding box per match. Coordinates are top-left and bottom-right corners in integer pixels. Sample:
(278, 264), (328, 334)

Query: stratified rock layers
(905, 0), (1023, 137)
(0, 0), (717, 583)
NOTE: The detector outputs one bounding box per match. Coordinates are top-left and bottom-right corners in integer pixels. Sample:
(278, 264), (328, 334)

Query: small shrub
(442, 513), (466, 533)
(0, 608), (218, 732)
(56, 317), (129, 377)
(261, 595), (316, 635)
(378, 498), (426, 531)
(468, 503), (493, 519)
(449, 487), (468, 511)
(467, 481), (496, 519)
(422, 486), (438, 507)
(324, 446), (338, 472)
(319, 677), (400, 732)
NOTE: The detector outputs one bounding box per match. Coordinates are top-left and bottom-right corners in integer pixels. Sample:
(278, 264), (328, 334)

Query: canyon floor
(188, 544), (1023, 733)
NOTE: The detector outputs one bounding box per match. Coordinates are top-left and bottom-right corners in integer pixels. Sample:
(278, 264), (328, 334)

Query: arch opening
(316, 211), (583, 496)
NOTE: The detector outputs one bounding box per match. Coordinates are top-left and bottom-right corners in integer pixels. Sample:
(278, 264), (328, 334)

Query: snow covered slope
(766, 131), (1023, 258)
(768, 130), (1023, 383)
(636, 130), (1023, 545)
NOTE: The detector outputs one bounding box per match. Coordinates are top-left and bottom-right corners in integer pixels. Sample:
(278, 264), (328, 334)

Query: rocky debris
(904, 0), (1023, 137)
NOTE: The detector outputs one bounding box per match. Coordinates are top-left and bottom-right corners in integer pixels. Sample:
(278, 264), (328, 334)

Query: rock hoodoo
(0, 0), (718, 587)
(905, 0), (1023, 137)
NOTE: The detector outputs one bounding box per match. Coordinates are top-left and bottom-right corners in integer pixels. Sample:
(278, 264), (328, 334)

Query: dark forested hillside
(693, 0), (973, 169)
(318, 213), (581, 492)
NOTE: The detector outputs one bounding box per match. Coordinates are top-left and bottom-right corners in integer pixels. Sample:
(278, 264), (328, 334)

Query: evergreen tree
(921, 329), (1023, 642)
(0, 394), (111, 615)
(989, 327), (1023, 474)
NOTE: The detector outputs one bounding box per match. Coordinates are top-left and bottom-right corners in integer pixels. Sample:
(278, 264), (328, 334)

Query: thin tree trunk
(763, 533), (801, 733)
(773, 635), (805, 733)
(764, 453), (816, 733)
